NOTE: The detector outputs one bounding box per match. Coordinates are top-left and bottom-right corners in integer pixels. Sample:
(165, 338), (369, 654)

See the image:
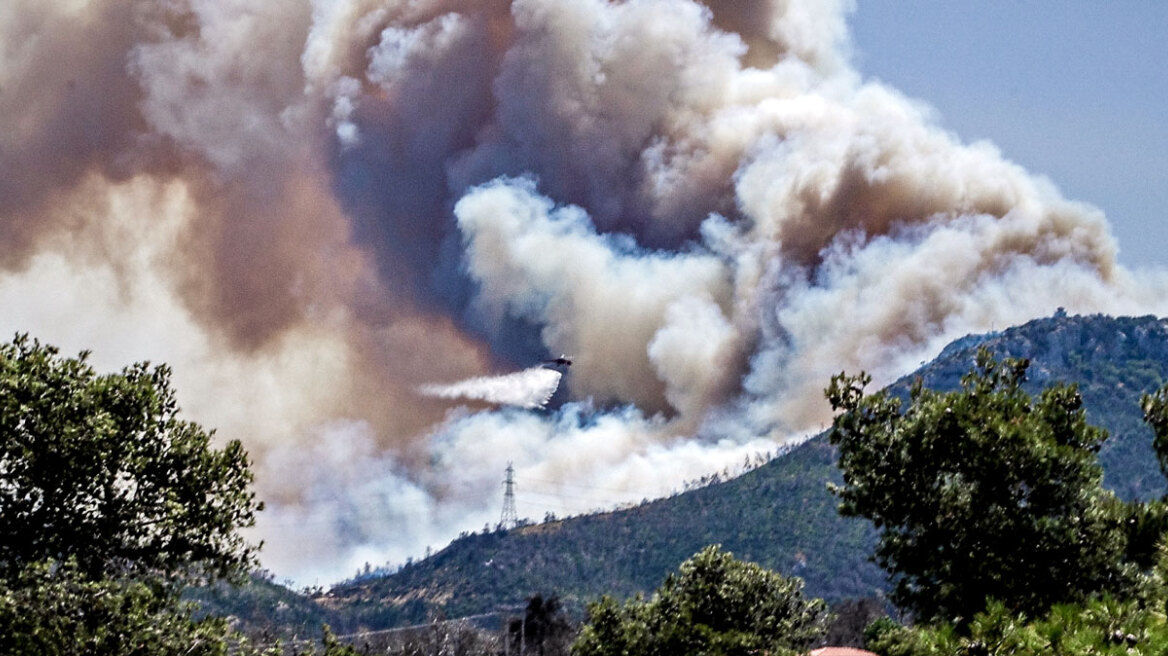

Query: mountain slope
(322, 436), (882, 629)
(205, 313), (1168, 632)
(911, 312), (1168, 500)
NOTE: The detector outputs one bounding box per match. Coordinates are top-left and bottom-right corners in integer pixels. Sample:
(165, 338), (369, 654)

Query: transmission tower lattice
(499, 462), (518, 530)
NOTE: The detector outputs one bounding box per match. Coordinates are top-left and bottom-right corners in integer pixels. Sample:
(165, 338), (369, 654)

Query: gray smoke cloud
(3, 0), (1166, 584)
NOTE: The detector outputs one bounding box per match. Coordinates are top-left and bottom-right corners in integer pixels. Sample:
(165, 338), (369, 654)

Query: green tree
(826, 349), (1135, 624)
(509, 594), (574, 656)
(0, 335), (284, 656)
(0, 562), (366, 656)
(0, 334), (262, 583)
(0, 561), (236, 656)
(572, 545), (828, 656)
(1141, 384), (1168, 480)
(864, 546), (1168, 656)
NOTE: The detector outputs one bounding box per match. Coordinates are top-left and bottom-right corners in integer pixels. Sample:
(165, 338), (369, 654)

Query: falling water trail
(418, 366), (563, 409)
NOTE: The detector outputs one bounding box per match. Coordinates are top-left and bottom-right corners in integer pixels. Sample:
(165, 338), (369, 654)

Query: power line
(518, 489), (628, 506)
(336, 610), (506, 640)
(522, 477), (648, 495)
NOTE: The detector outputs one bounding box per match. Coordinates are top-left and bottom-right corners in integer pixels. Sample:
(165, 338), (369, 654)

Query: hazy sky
(849, 1), (1168, 269)
(7, 0), (1168, 584)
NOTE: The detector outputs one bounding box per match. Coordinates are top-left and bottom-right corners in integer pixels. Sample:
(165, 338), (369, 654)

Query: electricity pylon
(500, 462), (518, 530)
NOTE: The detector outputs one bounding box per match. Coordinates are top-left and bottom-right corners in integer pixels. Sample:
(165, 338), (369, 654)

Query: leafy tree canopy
(0, 560), (364, 656)
(0, 334), (378, 655)
(510, 594), (574, 656)
(826, 349), (1145, 624)
(0, 560), (234, 656)
(0, 334), (262, 583)
(572, 545), (828, 656)
(865, 545), (1168, 656)
(1141, 384), (1168, 480)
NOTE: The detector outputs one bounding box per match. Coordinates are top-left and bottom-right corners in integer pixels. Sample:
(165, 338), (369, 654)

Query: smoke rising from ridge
(3, 0), (1166, 583)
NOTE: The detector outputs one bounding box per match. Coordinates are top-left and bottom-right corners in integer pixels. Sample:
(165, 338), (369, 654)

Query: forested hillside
(909, 312), (1168, 501)
(321, 437), (882, 629)
(204, 313), (1168, 633)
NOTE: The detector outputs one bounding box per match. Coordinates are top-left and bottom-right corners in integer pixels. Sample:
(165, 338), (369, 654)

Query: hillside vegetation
(911, 312), (1168, 500)
(202, 313), (1168, 634)
(320, 436), (882, 630)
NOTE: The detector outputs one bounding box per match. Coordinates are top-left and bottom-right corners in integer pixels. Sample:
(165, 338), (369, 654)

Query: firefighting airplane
(541, 355), (573, 367)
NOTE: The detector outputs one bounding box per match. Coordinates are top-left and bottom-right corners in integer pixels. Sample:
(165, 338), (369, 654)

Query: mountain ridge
(196, 312), (1168, 634)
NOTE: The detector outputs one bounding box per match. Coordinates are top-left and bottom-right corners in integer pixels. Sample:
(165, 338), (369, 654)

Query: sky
(4, 0), (1168, 586)
(849, 1), (1168, 269)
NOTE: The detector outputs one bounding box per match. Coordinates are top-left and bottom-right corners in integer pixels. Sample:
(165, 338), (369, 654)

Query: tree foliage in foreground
(0, 335), (369, 655)
(1141, 384), (1168, 482)
(572, 545), (828, 656)
(865, 545), (1168, 656)
(0, 561), (363, 656)
(0, 561), (235, 656)
(0, 334), (262, 583)
(826, 349), (1163, 624)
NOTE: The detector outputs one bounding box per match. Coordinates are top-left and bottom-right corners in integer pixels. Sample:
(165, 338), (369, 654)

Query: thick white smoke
(454, 178), (738, 419)
(418, 366), (563, 409)
(3, 0), (1166, 585)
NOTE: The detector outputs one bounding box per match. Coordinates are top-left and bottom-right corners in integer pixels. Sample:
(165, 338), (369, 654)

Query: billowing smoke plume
(419, 366), (562, 409)
(3, 0), (1166, 584)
